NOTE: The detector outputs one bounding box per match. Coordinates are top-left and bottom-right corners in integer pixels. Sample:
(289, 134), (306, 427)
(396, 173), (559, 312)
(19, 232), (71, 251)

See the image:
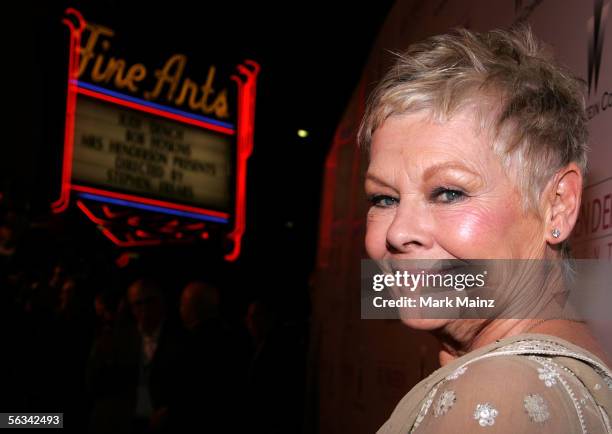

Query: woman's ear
(544, 163), (583, 244)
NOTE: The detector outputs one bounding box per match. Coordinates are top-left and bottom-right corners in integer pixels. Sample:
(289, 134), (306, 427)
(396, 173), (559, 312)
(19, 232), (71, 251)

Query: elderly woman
(359, 26), (611, 433)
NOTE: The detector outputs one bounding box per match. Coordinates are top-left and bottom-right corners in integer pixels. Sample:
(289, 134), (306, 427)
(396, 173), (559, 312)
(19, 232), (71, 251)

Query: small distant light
(135, 229), (150, 238)
(116, 252), (133, 268)
(297, 129), (309, 138)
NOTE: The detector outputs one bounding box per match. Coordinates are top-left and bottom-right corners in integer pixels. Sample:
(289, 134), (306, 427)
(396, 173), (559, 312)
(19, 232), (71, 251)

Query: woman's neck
(434, 318), (610, 367)
(433, 260), (580, 366)
(433, 319), (524, 365)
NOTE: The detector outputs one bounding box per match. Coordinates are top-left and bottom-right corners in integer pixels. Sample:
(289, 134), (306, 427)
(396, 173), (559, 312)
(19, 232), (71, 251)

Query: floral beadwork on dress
(474, 403), (498, 427)
(403, 338), (612, 434)
(537, 365), (558, 387)
(411, 385), (439, 433)
(433, 390), (456, 417)
(492, 339), (612, 388)
(524, 394), (550, 423)
(445, 365), (467, 380)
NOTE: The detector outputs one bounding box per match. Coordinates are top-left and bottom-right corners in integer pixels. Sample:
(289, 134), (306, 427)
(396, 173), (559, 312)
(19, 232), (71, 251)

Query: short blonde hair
(358, 25), (589, 259)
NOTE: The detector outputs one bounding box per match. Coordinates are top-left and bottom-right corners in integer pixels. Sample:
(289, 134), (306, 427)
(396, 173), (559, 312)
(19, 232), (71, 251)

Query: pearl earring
(551, 228), (561, 238)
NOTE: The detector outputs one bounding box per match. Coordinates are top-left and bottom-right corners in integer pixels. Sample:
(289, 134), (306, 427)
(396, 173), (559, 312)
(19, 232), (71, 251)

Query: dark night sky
(3, 0), (393, 307)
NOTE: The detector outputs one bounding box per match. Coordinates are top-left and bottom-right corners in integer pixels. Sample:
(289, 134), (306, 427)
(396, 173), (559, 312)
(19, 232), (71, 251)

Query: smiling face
(364, 110), (547, 329)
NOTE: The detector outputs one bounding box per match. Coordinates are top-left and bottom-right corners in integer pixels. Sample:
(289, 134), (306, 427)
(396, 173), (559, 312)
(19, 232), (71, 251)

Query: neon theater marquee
(52, 8), (259, 261)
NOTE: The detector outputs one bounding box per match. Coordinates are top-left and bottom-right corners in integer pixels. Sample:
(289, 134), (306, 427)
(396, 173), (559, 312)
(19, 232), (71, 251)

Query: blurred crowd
(0, 199), (308, 434)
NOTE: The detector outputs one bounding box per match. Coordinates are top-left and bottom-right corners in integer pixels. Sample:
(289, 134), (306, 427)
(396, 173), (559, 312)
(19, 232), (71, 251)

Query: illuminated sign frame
(52, 8), (259, 261)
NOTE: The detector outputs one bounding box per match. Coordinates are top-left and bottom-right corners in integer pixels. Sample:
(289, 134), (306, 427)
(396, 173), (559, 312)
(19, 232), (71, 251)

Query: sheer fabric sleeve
(411, 355), (609, 433)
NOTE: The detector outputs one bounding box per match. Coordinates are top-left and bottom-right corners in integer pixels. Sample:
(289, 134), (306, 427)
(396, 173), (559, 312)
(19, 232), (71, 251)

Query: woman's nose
(385, 202), (433, 254)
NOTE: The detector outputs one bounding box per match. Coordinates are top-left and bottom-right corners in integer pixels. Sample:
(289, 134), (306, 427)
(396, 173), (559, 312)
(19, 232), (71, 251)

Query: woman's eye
(368, 195), (398, 208)
(431, 187), (466, 203)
